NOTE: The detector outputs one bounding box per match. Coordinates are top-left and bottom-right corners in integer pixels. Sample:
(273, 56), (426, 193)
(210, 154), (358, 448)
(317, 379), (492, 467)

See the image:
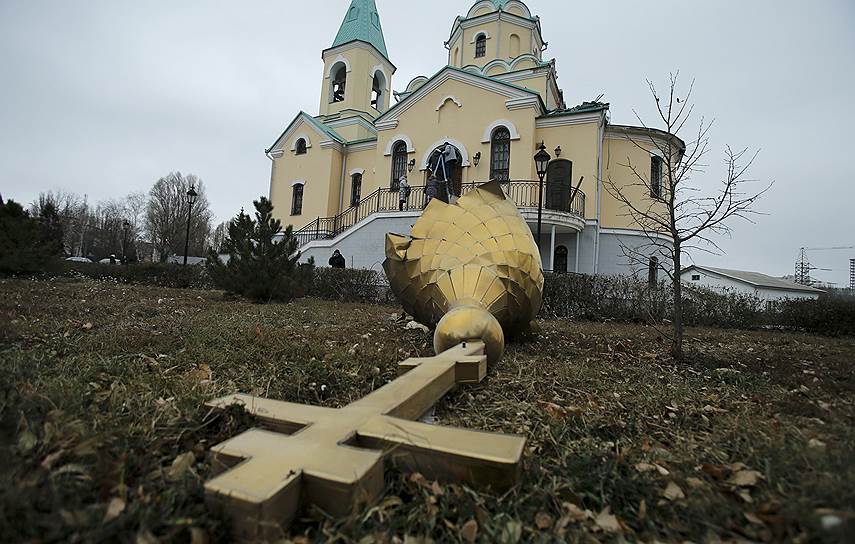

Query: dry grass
(1, 277), (853, 543)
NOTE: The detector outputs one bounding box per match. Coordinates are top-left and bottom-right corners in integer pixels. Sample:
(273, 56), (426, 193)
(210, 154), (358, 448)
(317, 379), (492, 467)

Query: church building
(266, 0), (680, 277)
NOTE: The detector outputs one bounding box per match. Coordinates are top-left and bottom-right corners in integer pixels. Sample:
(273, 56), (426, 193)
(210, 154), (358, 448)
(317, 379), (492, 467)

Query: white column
(575, 232), (580, 273)
(549, 225), (556, 272)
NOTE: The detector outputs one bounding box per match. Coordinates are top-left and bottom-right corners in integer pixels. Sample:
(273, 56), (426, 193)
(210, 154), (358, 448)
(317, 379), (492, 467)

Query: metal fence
(294, 181), (586, 246)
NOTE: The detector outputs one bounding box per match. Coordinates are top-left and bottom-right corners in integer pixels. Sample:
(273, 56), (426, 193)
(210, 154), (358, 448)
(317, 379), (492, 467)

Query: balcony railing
(295, 180), (585, 247)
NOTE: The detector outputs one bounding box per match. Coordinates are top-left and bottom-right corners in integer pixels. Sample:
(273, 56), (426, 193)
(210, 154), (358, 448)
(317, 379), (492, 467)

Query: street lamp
(473, 151), (481, 167)
(122, 219), (130, 264)
(533, 142), (551, 252)
(408, 158), (416, 173)
(183, 185), (198, 266)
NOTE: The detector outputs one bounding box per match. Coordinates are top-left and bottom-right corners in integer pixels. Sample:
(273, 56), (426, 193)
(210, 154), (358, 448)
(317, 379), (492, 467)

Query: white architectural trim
(297, 210), (423, 251)
(469, 31), (491, 43)
(481, 119), (521, 143)
(291, 179), (306, 187)
(326, 56), (351, 77)
(536, 111), (604, 128)
(347, 140), (377, 152)
(289, 133), (312, 152)
(370, 65), (389, 87)
(599, 227), (672, 244)
(349, 168), (365, 177)
(384, 134), (415, 155)
(435, 95), (463, 111)
(375, 66), (543, 128)
(419, 138), (471, 169)
(405, 75), (429, 92)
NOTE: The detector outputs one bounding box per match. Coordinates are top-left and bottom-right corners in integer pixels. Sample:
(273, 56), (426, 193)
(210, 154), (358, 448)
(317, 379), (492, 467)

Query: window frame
(295, 138), (307, 155)
(650, 155), (663, 199)
(350, 173), (362, 207)
(475, 34), (487, 58)
(291, 184), (304, 216)
(489, 126), (511, 182)
(390, 141), (408, 190)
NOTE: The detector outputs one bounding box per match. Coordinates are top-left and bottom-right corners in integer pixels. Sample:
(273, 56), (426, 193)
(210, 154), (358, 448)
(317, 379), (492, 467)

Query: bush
(310, 267), (395, 304)
(542, 273), (668, 322)
(774, 296), (855, 336)
(63, 261), (214, 289)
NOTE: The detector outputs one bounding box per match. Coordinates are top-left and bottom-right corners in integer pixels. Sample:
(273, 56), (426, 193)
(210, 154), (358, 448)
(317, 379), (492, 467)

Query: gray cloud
(2, 0), (853, 285)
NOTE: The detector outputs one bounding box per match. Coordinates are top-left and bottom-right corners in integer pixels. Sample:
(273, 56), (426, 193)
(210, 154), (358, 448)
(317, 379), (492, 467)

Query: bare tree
(605, 72), (771, 359)
(145, 172), (213, 262)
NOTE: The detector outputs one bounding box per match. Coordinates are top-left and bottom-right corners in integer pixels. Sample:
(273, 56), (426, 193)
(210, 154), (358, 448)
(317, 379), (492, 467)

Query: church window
(390, 141), (408, 190)
(648, 256), (659, 286)
(650, 155), (663, 198)
(475, 34), (487, 58)
(554, 245), (568, 274)
(350, 173), (362, 207)
(291, 184), (304, 216)
(331, 63), (347, 103)
(509, 33), (520, 57)
(489, 127), (511, 182)
(295, 138), (307, 155)
(371, 71), (386, 111)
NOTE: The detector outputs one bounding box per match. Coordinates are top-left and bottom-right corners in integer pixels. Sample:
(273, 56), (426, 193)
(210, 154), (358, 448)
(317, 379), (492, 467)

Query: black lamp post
(122, 219), (130, 264)
(533, 142), (551, 252)
(183, 185), (198, 266)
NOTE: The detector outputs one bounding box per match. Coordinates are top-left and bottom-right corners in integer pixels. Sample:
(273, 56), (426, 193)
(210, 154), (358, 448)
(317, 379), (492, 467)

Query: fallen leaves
(459, 519), (478, 542)
(662, 481), (685, 501)
(536, 400), (583, 420)
(167, 452), (196, 481)
(103, 497), (126, 522)
(594, 507), (623, 534)
(534, 511), (553, 530)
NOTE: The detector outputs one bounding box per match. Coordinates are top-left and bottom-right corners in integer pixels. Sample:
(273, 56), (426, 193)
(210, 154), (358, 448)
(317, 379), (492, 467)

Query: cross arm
(207, 393), (339, 434)
(356, 414), (525, 490)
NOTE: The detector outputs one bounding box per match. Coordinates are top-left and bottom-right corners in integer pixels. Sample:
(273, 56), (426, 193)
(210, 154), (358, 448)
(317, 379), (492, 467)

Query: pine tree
(0, 199), (63, 274)
(206, 197), (313, 302)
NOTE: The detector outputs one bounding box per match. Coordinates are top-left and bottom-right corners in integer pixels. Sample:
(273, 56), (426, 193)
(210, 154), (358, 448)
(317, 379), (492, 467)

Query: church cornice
(446, 10), (545, 52)
(321, 40), (397, 73)
(375, 66), (545, 131)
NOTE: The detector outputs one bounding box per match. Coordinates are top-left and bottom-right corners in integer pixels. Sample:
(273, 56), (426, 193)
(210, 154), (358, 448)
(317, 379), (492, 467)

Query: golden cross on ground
(204, 342), (526, 541)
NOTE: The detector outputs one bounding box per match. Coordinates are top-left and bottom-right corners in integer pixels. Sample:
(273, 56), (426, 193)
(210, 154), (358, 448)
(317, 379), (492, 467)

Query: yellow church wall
(373, 78), (538, 191)
(534, 122), (601, 219)
(339, 146), (378, 210)
(270, 145), (342, 229)
(452, 20), (537, 69)
(601, 136), (669, 230)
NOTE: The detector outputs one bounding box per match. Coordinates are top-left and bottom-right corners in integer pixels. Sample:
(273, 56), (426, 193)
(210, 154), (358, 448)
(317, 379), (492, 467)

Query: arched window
(554, 246), (568, 274)
(475, 34), (487, 58)
(371, 71), (385, 111)
(650, 155), (663, 198)
(331, 63), (347, 103)
(350, 173), (362, 207)
(291, 184), (304, 216)
(295, 138), (307, 155)
(390, 141), (408, 190)
(489, 127), (511, 181)
(648, 256), (659, 286)
(509, 33), (520, 57)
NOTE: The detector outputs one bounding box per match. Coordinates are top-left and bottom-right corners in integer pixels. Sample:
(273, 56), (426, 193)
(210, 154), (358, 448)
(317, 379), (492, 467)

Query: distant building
(167, 256), (207, 266)
(682, 265), (823, 301)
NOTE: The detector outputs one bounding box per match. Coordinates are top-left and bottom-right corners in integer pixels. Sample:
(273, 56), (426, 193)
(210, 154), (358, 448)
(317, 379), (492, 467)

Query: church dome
(466, 0), (533, 19)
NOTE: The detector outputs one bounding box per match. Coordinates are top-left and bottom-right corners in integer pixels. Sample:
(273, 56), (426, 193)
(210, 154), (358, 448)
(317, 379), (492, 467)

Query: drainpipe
(594, 111), (605, 274)
(339, 145), (348, 215)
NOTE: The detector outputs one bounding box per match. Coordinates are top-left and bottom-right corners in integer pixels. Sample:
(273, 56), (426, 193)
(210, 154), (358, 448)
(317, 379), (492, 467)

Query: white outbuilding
(681, 265), (824, 302)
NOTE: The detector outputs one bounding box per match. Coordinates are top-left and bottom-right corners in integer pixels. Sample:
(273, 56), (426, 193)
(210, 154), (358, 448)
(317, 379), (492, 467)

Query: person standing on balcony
(329, 249), (346, 269)
(398, 175), (411, 211)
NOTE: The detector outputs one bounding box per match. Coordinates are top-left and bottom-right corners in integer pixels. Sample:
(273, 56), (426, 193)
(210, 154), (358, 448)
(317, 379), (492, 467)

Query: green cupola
(332, 0), (390, 61)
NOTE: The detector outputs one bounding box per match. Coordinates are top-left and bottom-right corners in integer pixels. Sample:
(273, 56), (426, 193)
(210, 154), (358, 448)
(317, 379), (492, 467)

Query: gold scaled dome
(383, 180), (544, 363)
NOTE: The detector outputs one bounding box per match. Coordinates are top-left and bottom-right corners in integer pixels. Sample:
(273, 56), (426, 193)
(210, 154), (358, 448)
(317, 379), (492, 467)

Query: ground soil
(1, 278), (853, 543)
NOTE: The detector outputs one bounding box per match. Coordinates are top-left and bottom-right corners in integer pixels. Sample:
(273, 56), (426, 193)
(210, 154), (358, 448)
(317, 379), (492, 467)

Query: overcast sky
(1, 0), (854, 285)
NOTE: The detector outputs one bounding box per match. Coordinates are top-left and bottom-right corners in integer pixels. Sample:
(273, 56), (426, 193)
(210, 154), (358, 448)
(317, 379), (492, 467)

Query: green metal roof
(332, 0), (389, 60)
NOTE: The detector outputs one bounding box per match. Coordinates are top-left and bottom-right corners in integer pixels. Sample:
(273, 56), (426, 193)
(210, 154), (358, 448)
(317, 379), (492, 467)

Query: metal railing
(294, 181), (586, 247)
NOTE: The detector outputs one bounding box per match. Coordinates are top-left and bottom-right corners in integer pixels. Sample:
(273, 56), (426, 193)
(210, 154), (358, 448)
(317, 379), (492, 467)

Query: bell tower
(319, 0), (396, 120)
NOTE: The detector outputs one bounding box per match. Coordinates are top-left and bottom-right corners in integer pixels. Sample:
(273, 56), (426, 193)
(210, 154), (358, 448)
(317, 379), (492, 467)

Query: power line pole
(850, 258), (854, 291)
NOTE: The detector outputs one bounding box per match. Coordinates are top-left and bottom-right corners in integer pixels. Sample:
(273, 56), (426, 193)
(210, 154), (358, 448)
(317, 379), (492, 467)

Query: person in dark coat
(329, 249), (346, 268)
